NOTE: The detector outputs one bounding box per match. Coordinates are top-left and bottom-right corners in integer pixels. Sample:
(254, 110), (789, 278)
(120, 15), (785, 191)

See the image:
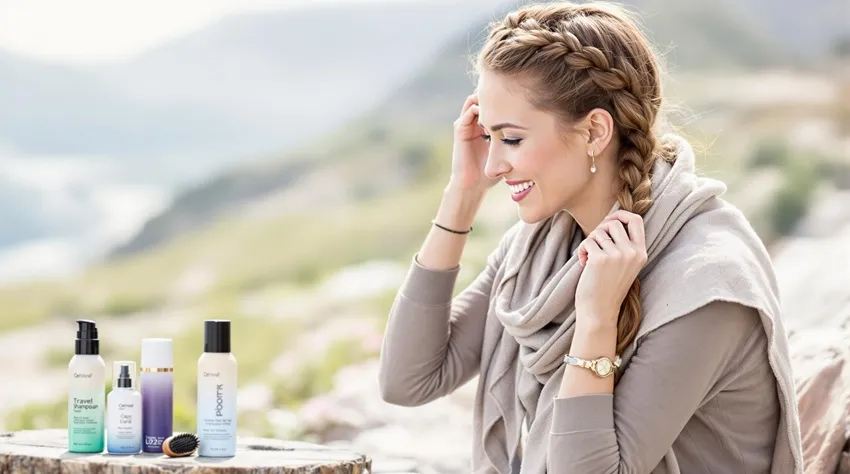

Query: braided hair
(476, 2), (677, 354)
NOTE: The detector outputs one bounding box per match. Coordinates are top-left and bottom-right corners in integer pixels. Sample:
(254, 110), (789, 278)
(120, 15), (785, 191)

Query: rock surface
(772, 191), (850, 333)
(294, 360), (476, 474)
(0, 429), (371, 474)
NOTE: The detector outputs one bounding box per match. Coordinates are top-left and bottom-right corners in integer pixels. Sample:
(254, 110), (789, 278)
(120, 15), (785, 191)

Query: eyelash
(481, 134), (522, 147)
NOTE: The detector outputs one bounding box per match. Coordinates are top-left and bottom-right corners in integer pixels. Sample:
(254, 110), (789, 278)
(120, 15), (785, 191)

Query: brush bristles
(162, 433), (199, 457)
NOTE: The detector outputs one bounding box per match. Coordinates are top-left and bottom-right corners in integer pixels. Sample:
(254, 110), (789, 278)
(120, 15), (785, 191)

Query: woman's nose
(484, 153), (512, 180)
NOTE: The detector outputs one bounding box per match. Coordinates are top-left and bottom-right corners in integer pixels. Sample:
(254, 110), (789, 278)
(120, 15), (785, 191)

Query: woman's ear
(583, 108), (614, 154)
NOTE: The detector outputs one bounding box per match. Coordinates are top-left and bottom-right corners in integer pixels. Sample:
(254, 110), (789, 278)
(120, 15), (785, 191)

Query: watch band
(563, 354), (622, 377)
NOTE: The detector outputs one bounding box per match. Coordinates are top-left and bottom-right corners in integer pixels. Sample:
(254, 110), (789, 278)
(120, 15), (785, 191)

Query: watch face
(596, 358), (612, 376)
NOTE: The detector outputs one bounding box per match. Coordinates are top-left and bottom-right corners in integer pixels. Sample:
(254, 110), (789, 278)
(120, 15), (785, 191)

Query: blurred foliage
(6, 399), (67, 432)
(272, 337), (377, 410)
(43, 347), (74, 369)
(749, 141), (790, 169)
(0, 119), (475, 433)
(0, 136), (451, 333)
(767, 151), (822, 236)
(100, 294), (165, 318)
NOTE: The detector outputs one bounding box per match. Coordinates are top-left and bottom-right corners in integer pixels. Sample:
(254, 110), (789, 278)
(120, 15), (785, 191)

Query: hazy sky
(0, 0), (417, 64)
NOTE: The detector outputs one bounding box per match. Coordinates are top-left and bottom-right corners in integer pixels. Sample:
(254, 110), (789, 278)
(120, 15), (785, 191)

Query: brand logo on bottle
(204, 372), (220, 377)
(216, 384), (224, 416)
(73, 372), (93, 378)
(118, 403), (134, 409)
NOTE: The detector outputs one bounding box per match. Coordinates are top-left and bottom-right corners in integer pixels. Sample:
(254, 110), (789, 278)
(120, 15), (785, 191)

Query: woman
(378, 2), (803, 473)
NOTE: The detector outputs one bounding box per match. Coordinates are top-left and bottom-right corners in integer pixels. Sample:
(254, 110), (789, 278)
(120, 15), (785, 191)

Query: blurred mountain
(627, 0), (847, 69)
(0, 0), (505, 275)
(110, 0), (805, 257)
(0, 1), (499, 166)
(0, 49), (250, 160)
(627, 0), (787, 71)
(716, 0), (849, 60)
(91, 0), (503, 166)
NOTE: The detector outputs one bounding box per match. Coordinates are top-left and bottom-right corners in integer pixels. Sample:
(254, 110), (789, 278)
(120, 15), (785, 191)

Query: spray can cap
(141, 338), (173, 369)
(75, 319), (99, 355)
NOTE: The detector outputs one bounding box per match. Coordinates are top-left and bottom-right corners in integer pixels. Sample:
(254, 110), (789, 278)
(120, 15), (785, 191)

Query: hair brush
(162, 432), (200, 457)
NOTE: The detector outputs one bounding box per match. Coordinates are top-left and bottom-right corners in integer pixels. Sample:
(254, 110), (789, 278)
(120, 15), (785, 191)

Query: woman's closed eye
(481, 133), (523, 147)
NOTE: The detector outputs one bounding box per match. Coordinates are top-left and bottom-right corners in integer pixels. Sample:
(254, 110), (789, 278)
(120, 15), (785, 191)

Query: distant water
(0, 150), (170, 284)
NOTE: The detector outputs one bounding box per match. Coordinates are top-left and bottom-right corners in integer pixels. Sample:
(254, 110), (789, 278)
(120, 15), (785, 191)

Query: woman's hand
(575, 210), (648, 326)
(449, 93), (500, 193)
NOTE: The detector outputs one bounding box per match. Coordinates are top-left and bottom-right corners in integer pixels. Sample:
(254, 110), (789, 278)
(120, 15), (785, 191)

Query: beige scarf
(471, 134), (804, 474)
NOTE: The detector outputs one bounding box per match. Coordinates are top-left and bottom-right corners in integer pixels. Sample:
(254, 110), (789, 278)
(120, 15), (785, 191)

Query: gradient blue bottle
(107, 361), (142, 454)
(140, 338), (173, 453)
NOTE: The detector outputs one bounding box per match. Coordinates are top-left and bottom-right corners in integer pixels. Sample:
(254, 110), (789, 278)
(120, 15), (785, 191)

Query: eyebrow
(479, 122), (528, 132)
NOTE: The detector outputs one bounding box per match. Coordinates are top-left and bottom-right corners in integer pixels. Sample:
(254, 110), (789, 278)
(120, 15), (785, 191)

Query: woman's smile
(506, 179), (535, 202)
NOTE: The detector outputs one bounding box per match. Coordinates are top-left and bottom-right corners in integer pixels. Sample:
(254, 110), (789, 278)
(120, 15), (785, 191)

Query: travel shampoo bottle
(197, 320), (237, 457)
(68, 319), (105, 453)
(107, 361), (142, 454)
(141, 338), (173, 453)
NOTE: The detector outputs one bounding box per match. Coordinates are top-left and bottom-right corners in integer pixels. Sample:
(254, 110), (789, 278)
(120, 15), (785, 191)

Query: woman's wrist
(434, 183), (487, 232)
(415, 184), (484, 271)
(575, 306), (619, 346)
(559, 313), (617, 398)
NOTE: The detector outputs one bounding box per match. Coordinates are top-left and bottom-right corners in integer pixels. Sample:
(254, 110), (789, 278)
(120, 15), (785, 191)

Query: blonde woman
(378, 2), (803, 473)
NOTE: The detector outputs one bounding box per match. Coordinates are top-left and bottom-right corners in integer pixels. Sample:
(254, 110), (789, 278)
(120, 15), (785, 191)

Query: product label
(72, 397), (99, 411)
(145, 436), (164, 448)
(198, 369), (237, 456)
(70, 396), (101, 438)
(107, 396), (142, 453)
(68, 394), (105, 451)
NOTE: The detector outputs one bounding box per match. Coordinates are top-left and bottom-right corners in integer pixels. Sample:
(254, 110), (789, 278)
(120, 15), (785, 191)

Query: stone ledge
(0, 429), (371, 474)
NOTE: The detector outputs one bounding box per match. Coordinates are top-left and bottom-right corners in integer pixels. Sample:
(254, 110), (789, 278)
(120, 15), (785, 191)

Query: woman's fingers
(454, 105), (481, 141)
(578, 236), (604, 267)
(602, 220), (630, 246)
(461, 105), (479, 126)
(604, 210), (646, 248)
(460, 93), (478, 115)
(590, 229), (616, 254)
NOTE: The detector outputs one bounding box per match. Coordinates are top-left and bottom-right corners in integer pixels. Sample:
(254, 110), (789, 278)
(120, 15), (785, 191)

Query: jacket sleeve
(548, 301), (768, 473)
(378, 237), (509, 406)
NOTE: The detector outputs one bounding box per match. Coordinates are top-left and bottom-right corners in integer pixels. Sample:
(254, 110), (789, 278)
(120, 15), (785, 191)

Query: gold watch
(563, 354), (622, 377)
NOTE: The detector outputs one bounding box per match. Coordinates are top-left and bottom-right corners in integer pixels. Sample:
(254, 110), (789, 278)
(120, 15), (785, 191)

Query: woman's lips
(507, 180), (535, 202)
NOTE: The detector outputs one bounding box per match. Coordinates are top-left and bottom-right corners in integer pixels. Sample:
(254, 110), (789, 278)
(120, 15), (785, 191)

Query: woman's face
(477, 71), (594, 224)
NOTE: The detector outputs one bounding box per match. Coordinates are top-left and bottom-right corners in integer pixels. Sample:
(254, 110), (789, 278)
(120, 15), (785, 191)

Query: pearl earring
(590, 147), (597, 174)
